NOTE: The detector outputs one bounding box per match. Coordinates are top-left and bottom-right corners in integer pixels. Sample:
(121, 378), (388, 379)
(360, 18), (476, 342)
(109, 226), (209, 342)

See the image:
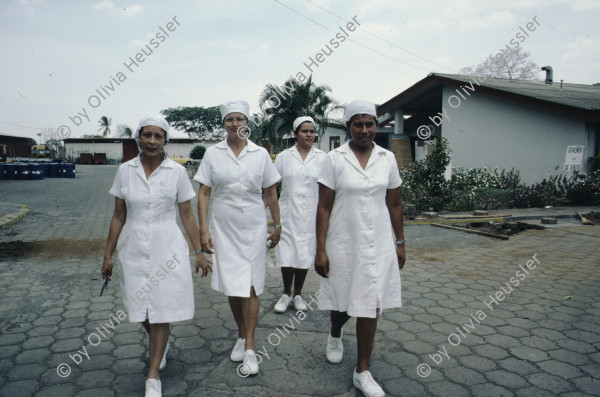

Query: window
(330, 136), (340, 150)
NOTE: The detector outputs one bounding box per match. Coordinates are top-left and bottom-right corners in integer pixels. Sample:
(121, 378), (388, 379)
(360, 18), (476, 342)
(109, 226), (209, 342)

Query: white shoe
(353, 369), (385, 397)
(326, 329), (343, 364)
(145, 378), (162, 397)
(159, 342), (169, 371)
(293, 295), (308, 311)
(274, 294), (292, 313)
(241, 349), (259, 375)
(230, 338), (246, 362)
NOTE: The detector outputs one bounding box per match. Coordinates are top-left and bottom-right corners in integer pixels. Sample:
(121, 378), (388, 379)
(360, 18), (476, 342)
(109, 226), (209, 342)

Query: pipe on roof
(541, 66), (553, 85)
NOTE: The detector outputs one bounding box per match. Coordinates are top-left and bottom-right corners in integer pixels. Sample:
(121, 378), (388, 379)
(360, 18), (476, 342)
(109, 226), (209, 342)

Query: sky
(1, 0), (599, 141)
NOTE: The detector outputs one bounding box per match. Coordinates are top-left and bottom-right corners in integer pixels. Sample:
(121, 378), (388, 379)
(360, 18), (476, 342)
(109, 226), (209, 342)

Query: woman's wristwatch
(395, 240), (405, 245)
(273, 225), (282, 229)
(194, 249), (203, 254)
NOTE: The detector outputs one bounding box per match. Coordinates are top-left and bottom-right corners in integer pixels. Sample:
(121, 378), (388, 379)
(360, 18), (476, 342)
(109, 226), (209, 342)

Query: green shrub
(398, 137), (452, 211)
(565, 170), (600, 205)
(450, 167), (521, 191)
(445, 188), (513, 212)
(190, 145), (206, 160)
(399, 141), (598, 211)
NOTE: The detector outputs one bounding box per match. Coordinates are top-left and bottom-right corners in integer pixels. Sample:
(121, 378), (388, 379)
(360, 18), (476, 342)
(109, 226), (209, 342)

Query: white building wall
(319, 125), (347, 152)
(166, 140), (221, 157)
(440, 87), (590, 184)
(65, 142), (122, 163)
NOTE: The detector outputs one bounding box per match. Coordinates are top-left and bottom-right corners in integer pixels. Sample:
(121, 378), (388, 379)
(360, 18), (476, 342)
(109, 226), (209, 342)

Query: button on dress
(109, 156), (197, 323)
(317, 142), (403, 318)
(193, 140), (281, 297)
(274, 146), (326, 269)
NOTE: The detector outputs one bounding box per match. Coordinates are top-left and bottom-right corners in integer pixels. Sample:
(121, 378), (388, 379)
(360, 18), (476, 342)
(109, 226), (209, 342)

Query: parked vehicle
(31, 144), (57, 159)
(170, 154), (194, 165)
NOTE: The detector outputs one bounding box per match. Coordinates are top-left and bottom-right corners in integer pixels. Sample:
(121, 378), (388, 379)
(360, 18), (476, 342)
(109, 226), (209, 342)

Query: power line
(272, 0), (430, 72)
(304, 0), (456, 73)
(0, 120), (42, 130)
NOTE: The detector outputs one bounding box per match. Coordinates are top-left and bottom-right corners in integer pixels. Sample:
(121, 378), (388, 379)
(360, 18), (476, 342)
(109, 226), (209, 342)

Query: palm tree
(116, 124), (133, 138)
(255, 75), (342, 152)
(97, 116), (112, 137)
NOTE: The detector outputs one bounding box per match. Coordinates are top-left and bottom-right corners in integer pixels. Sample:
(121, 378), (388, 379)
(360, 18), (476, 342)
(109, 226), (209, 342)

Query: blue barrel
(0, 163), (4, 180)
(29, 163), (44, 180)
(16, 163), (29, 180)
(46, 163), (59, 178)
(4, 163), (16, 180)
(63, 163), (76, 178)
(57, 163), (65, 178)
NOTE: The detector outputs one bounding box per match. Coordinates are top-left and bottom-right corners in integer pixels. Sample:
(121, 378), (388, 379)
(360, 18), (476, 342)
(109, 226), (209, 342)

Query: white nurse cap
(344, 100), (377, 122)
(219, 100), (250, 121)
(293, 116), (315, 131)
(135, 116), (170, 150)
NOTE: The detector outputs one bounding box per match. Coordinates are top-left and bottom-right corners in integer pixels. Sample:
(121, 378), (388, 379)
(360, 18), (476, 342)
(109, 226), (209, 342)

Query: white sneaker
(326, 329), (343, 364)
(293, 295), (308, 311)
(159, 342), (169, 371)
(274, 294), (292, 313)
(353, 369), (385, 397)
(145, 378), (162, 397)
(241, 349), (259, 375)
(230, 338), (246, 362)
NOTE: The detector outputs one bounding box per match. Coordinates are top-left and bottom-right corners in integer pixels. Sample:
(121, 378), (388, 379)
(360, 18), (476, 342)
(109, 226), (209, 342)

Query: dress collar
(127, 154), (174, 168)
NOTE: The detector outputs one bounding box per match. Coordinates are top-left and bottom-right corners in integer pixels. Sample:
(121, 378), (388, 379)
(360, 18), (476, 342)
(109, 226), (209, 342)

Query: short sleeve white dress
(109, 156), (196, 323)
(193, 139), (281, 297)
(317, 142), (403, 318)
(274, 145), (326, 269)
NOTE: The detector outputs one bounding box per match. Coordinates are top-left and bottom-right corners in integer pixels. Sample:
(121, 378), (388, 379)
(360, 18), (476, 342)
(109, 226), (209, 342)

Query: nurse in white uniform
(102, 117), (212, 397)
(194, 100), (281, 376)
(273, 116), (326, 313)
(314, 101), (406, 397)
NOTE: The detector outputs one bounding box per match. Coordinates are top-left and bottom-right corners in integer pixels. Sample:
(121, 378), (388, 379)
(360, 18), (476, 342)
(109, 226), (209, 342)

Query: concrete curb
(0, 204), (30, 228)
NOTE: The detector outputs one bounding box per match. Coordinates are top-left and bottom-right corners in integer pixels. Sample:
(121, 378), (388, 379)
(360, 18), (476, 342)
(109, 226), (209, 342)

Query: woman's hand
(314, 249), (330, 278)
(101, 257), (113, 281)
(396, 245), (406, 270)
(267, 227), (281, 248)
(201, 230), (214, 254)
(195, 253), (213, 277)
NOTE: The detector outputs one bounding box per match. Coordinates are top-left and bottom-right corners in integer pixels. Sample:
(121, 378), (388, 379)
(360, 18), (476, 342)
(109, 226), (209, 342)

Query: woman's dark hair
(294, 120), (315, 134)
(139, 126), (168, 158)
(345, 114), (378, 139)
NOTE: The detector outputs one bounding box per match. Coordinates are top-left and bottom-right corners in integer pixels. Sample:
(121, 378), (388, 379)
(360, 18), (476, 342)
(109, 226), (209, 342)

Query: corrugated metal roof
(431, 73), (600, 111)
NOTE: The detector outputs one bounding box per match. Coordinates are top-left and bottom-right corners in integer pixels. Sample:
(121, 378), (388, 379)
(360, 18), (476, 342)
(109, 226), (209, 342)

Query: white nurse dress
(274, 145), (326, 269)
(317, 142), (403, 318)
(109, 156), (196, 323)
(193, 139), (280, 297)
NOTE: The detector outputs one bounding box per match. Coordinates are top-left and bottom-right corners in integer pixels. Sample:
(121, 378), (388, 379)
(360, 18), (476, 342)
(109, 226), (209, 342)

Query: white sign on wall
(563, 145), (585, 172)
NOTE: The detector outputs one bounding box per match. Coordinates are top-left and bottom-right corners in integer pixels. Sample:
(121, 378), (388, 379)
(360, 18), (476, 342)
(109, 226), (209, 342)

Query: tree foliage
(97, 116), (112, 137)
(161, 106), (221, 139)
(398, 137), (452, 211)
(253, 75), (342, 153)
(190, 145), (207, 160)
(26, 138), (37, 148)
(459, 47), (539, 80)
(116, 124), (133, 138)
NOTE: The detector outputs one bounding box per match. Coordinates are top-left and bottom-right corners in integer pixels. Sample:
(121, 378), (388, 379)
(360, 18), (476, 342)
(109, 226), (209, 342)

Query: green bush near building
(399, 139), (600, 212)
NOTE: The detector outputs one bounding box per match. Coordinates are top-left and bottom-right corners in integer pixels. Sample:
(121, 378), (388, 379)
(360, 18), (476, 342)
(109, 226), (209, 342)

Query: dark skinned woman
(273, 116), (326, 313)
(315, 101), (406, 397)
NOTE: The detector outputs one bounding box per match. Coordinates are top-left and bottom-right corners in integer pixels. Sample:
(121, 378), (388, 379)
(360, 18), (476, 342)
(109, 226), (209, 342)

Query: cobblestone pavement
(0, 165), (599, 396)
